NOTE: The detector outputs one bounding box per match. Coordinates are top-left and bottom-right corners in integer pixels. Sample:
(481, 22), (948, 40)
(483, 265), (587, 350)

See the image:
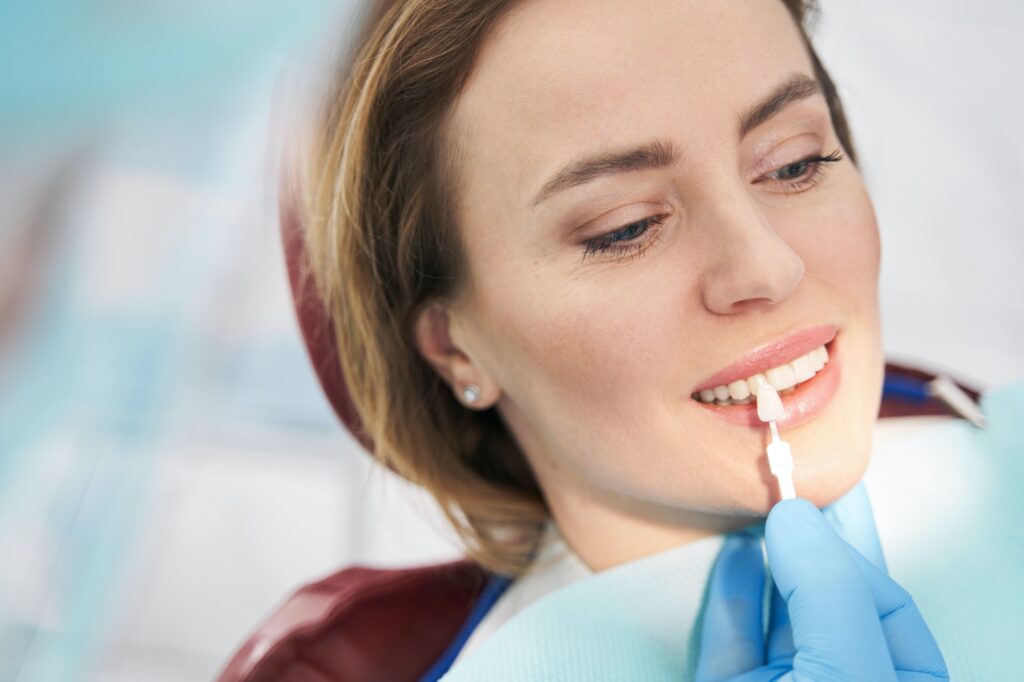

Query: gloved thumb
(765, 498), (895, 681)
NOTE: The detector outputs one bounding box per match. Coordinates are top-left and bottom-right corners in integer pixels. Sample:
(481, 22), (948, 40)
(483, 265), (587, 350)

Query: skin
(415, 0), (883, 572)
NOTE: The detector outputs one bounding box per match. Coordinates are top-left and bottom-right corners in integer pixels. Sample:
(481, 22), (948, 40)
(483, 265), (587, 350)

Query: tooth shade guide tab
(755, 383), (796, 501)
(756, 384), (784, 422)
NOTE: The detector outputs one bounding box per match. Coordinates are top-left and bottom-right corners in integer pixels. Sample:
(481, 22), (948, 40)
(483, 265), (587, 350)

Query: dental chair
(216, 194), (983, 682)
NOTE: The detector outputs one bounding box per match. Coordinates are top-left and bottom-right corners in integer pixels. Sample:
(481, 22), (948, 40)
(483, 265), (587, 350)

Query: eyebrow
(531, 72), (823, 207)
(736, 72), (822, 139)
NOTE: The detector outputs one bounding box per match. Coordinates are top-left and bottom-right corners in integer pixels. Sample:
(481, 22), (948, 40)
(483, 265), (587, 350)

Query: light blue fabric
(442, 380), (1024, 681)
(867, 379), (1024, 681)
(442, 527), (726, 681)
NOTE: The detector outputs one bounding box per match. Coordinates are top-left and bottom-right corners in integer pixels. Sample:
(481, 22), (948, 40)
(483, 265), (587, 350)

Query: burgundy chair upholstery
(280, 195), (373, 453)
(216, 189), (983, 682)
(218, 561), (488, 682)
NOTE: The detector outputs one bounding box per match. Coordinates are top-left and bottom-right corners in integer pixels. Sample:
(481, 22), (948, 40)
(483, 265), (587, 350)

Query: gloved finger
(840, 542), (949, 679)
(766, 544), (947, 679)
(767, 480), (883, 668)
(896, 673), (952, 682)
(695, 533), (767, 682)
(765, 498), (895, 680)
(822, 481), (888, 573)
(766, 486), (877, 667)
(765, 582), (794, 667)
(765, 519), (948, 680)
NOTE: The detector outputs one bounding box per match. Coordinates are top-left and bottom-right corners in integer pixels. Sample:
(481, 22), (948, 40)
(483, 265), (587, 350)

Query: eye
(581, 214), (668, 263)
(576, 150), (843, 264)
(760, 148), (844, 193)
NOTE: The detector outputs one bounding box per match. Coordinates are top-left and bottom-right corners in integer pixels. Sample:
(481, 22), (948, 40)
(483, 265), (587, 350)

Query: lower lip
(691, 334), (842, 429)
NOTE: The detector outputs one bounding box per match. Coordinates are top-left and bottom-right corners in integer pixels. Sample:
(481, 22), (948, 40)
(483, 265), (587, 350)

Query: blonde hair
(301, 0), (857, 577)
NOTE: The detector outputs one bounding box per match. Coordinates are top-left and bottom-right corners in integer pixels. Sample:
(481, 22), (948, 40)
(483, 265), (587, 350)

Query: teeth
(727, 379), (750, 401)
(747, 373), (769, 395)
(765, 363), (797, 391)
(791, 355), (816, 383)
(810, 350), (825, 372)
(693, 343), (830, 405)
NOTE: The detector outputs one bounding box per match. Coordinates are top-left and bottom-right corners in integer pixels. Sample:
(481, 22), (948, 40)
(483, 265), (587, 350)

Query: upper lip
(692, 324), (838, 393)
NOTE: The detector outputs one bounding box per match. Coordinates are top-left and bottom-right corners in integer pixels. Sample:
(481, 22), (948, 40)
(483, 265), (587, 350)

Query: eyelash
(580, 148), (845, 263)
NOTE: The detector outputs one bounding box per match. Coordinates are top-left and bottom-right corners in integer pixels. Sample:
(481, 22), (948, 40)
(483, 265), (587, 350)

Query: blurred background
(0, 1), (1020, 680)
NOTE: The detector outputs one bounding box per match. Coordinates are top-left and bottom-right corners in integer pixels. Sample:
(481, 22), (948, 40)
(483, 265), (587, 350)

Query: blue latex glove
(696, 498), (949, 681)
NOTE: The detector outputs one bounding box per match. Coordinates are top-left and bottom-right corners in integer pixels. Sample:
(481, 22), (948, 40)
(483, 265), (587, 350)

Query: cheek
(484, 266), (680, 406)
(472, 248), (716, 490)
(796, 174), (881, 298)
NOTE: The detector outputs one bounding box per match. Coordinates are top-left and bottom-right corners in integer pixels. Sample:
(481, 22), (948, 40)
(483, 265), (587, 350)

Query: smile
(689, 325), (842, 429)
(691, 344), (829, 406)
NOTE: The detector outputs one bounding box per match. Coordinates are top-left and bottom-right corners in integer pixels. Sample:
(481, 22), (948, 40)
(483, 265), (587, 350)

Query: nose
(698, 192), (805, 315)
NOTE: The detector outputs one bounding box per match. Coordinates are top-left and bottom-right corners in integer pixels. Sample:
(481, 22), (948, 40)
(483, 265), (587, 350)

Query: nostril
(728, 298), (778, 314)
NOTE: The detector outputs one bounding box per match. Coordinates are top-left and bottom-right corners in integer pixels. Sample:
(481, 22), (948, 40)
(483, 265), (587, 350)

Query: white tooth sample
(699, 389), (716, 403)
(756, 384), (784, 422)
(728, 379), (751, 400)
(713, 385), (731, 401)
(747, 373), (769, 395)
(766, 363), (798, 391)
(791, 355), (816, 383)
(810, 349), (825, 371)
(818, 346), (829, 364)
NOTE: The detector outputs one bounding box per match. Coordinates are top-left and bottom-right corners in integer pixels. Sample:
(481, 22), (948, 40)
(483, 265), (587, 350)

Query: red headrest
(281, 193), (374, 453)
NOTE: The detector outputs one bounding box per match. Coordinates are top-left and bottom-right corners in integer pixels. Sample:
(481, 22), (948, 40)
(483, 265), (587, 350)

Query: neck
(538, 470), (758, 573)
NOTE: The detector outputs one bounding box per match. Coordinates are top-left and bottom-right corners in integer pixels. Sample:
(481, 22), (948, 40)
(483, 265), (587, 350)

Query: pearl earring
(461, 384), (481, 404)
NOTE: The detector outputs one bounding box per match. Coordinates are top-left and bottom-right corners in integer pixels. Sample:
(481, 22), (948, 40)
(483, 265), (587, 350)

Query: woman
(223, 0), (1022, 679)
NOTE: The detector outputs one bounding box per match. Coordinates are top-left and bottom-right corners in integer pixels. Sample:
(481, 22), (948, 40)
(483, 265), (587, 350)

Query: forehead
(451, 0), (816, 207)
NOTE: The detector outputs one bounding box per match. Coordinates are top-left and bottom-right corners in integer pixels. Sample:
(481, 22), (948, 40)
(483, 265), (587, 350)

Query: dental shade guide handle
(756, 385), (796, 501)
(766, 434), (796, 500)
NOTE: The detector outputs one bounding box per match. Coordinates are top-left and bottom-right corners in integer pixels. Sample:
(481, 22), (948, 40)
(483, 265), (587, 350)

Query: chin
(790, 435), (871, 511)
(773, 351), (880, 512)
(727, 427), (872, 517)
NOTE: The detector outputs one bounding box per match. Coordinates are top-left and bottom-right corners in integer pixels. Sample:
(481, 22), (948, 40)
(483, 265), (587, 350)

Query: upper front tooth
(747, 373), (769, 395)
(810, 350), (825, 371)
(765, 363), (798, 391)
(791, 355), (816, 382)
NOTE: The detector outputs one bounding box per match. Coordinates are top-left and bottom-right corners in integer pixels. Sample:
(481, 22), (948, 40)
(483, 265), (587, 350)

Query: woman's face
(429, 0), (883, 567)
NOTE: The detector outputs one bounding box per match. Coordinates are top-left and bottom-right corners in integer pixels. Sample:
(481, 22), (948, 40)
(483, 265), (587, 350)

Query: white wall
(814, 1), (1024, 387)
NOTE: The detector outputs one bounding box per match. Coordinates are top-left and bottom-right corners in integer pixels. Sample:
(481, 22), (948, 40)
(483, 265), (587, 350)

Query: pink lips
(692, 324), (838, 393)
(691, 324), (842, 430)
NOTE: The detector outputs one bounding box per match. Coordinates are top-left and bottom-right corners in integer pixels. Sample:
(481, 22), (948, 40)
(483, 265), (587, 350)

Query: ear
(412, 301), (499, 409)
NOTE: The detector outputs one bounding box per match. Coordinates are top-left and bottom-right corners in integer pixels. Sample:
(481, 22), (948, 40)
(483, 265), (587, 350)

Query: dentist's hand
(696, 498), (949, 682)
